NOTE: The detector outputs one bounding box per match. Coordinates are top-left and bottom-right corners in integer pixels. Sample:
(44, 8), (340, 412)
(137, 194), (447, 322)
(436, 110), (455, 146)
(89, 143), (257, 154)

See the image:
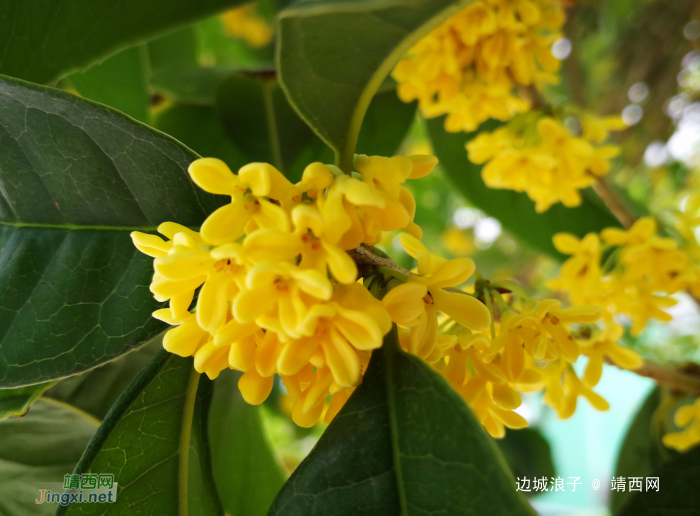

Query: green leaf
(45, 336), (164, 420)
(268, 327), (535, 516)
(151, 66), (235, 105)
(190, 374), (225, 516)
(0, 398), (98, 516)
(148, 27), (201, 74)
(276, 0), (472, 172)
(616, 443), (700, 516)
(0, 0), (248, 84)
(153, 103), (250, 171)
(65, 46), (151, 123)
(426, 117), (621, 258)
(496, 427), (556, 491)
(355, 89), (416, 158)
(208, 369), (285, 516)
(217, 72), (319, 180)
(0, 74), (223, 388)
(62, 353), (222, 515)
(0, 381), (56, 420)
(610, 388), (680, 513)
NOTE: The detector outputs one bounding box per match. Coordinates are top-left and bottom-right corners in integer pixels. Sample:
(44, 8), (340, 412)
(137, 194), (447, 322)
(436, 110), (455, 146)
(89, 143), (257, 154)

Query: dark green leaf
(0, 381), (56, 420)
(0, 75), (223, 388)
(151, 66), (235, 105)
(610, 388), (680, 513)
(426, 117), (621, 259)
(209, 369), (285, 516)
(198, 17), (274, 69)
(616, 443), (700, 516)
(355, 90), (416, 158)
(0, 0), (248, 84)
(63, 354), (222, 515)
(190, 375), (225, 516)
(148, 27), (201, 74)
(66, 47), (151, 123)
(217, 72), (318, 181)
(496, 427), (556, 492)
(0, 399), (98, 516)
(45, 336), (164, 420)
(153, 103), (249, 172)
(277, 0), (473, 172)
(268, 327), (535, 516)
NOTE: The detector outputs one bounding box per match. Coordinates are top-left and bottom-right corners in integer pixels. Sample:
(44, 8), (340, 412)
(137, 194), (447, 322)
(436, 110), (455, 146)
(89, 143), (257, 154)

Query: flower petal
(431, 288), (491, 331)
(201, 202), (249, 245)
(188, 157), (241, 196)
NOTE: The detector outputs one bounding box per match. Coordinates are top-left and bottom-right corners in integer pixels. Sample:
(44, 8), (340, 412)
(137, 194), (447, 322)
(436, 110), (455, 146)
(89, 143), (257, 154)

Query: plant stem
(178, 369), (201, 516)
(262, 80), (284, 173)
(592, 177), (637, 229)
(607, 358), (700, 396)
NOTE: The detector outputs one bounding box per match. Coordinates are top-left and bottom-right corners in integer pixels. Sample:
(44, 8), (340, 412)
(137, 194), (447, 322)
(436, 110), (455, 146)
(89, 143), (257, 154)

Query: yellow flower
(382, 234), (490, 360)
(295, 283), (392, 387)
(392, 0), (565, 132)
(233, 261), (333, 340)
(580, 114), (626, 144)
(221, 4), (274, 48)
(663, 398), (700, 452)
(579, 323), (643, 387)
(542, 360), (610, 419)
(546, 233), (603, 306)
(243, 204), (358, 284)
(466, 117), (621, 212)
(188, 158), (298, 245)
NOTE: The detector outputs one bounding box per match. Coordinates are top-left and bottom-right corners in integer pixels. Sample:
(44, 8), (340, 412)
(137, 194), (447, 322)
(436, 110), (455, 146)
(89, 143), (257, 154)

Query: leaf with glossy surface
(45, 336), (163, 420)
(277, 0), (474, 172)
(0, 381), (56, 420)
(0, 75), (222, 388)
(616, 444), (700, 516)
(610, 388), (679, 513)
(355, 89), (416, 158)
(0, 0), (248, 84)
(268, 328), (535, 516)
(63, 355), (222, 515)
(426, 117), (621, 258)
(66, 46), (151, 123)
(217, 72), (318, 180)
(209, 369), (285, 516)
(0, 398), (98, 516)
(496, 427), (556, 491)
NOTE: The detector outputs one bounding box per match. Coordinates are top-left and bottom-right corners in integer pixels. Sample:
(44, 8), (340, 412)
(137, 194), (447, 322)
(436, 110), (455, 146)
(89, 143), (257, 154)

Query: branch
(352, 246), (700, 395)
(607, 358), (700, 396)
(348, 245), (414, 277)
(591, 176), (637, 229)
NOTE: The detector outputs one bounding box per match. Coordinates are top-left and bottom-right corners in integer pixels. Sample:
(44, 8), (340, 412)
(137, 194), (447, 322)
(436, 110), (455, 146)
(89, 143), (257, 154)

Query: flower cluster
(548, 217), (698, 335)
(221, 5), (274, 48)
(391, 0), (565, 132)
(131, 153), (482, 428)
(466, 116), (624, 212)
(381, 236), (641, 437)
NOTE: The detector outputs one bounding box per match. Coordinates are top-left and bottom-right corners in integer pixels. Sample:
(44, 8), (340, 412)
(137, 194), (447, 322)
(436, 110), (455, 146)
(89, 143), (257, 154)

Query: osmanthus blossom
(549, 217), (698, 335)
(131, 151), (643, 439)
(466, 116), (623, 212)
(392, 0), (565, 132)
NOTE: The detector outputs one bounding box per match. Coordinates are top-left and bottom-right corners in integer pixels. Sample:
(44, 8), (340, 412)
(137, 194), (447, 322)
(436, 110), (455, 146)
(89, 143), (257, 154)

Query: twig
(348, 245), (414, 277)
(591, 176), (637, 229)
(351, 246), (700, 395)
(606, 358), (700, 396)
